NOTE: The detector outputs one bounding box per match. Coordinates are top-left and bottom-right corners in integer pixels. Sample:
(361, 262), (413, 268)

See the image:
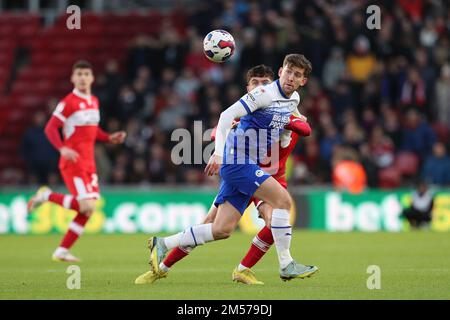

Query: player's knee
(79, 199), (96, 214)
(272, 192), (291, 210)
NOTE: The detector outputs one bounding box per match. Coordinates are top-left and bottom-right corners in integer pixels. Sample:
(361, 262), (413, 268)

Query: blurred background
(0, 0), (449, 234)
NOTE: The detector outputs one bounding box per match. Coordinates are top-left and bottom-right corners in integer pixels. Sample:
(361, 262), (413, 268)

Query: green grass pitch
(0, 231), (449, 300)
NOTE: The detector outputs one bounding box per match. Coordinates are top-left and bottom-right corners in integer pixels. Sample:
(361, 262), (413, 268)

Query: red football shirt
(52, 89), (100, 171)
(260, 131), (300, 188)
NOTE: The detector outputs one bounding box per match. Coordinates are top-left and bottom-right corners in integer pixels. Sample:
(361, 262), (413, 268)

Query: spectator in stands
(127, 35), (160, 80)
(382, 106), (402, 149)
(401, 109), (437, 159)
(434, 63), (450, 125)
(402, 180), (434, 229)
(400, 68), (427, 110)
(160, 26), (187, 71)
(422, 142), (450, 186)
(332, 146), (367, 194)
(342, 121), (366, 152)
(97, 59), (125, 120)
(347, 35), (376, 103)
(322, 47), (346, 91)
(319, 121), (342, 164)
(330, 81), (355, 126)
(369, 125), (395, 169)
(21, 111), (58, 184)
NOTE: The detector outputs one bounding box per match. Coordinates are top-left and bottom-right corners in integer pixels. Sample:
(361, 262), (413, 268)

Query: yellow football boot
(135, 270), (168, 284)
(232, 268), (264, 285)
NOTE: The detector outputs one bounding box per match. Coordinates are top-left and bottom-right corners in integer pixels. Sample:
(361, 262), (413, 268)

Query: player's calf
(257, 202), (273, 228)
(211, 202), (241, 240)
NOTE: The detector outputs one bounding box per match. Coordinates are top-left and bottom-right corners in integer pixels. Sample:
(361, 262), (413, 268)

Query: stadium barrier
(0, 188), (449, 234)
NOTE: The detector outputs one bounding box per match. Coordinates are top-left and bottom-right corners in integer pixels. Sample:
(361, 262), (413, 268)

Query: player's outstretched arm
(96, 128), (127, 144)
(109, 131), (127, 144)
(96, 127), (110, 142)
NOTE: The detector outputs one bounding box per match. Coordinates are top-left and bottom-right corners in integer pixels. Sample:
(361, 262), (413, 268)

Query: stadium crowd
(21, 0), (450, 188)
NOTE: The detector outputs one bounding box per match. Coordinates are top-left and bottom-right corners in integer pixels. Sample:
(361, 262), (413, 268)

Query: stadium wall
(0, 188), (449, 234)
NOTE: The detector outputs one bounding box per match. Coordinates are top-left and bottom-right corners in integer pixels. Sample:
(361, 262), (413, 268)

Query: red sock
(163, 247), (190, 268)
(59, 213), (89, 249)
(241, 226), (274, 269)
(48, 193), (79, 211)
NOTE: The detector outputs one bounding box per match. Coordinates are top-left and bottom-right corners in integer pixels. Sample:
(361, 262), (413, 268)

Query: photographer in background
(402, 180), (435, 229)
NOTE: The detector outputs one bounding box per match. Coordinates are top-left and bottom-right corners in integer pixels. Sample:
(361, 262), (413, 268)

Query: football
(203, 29), (236, 63)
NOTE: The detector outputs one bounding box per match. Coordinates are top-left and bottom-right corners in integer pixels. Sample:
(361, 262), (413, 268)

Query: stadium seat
(378, 167), (402, 189)
(394, 152), (419, 177)
(432, 123), (450, 144)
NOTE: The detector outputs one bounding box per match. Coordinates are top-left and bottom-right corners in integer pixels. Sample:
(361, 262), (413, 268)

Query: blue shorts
(213, 164), (271, 214)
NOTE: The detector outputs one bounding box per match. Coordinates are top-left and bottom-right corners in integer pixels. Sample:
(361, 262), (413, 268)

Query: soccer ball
(203, 30), (235, 63)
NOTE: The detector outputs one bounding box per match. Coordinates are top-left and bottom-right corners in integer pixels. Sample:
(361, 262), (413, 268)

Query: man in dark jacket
(402, 180), (435, 229)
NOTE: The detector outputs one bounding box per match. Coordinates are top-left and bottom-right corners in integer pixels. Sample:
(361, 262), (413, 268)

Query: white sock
(271, 209), (293, 269)
(237, 264), (248, 272)
(158, 246), (193, 273)
(159, 262), (170, 272)
(41, 190), (51, 201)
(53, 247), (68, 256)
(163, 224), (214, 250)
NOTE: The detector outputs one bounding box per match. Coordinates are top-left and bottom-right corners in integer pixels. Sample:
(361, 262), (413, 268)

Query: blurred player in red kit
(27, 60), (126, 262)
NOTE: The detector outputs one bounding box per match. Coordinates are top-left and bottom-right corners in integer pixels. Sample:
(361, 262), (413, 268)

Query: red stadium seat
(432, 123), (450, 144)
(378, 167), (402, 189)
(394, 152), (419, 177)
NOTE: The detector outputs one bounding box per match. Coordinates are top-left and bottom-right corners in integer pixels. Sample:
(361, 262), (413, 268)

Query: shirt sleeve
(44, 116), (64, 150)
(213, 101), (248, 157)
(213, 86), (273, 157)
(52, 99), (73, 123)
(285, 115), (312, 137)
(96, 127), (110, 142)
(238, 85), (273, 114)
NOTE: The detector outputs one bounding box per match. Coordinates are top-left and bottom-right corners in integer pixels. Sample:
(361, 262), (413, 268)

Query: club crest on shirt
(255, 170), (264, 177)
(79, 102), (86, 109)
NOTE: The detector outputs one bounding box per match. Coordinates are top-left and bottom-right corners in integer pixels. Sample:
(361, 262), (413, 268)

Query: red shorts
(61, 167), (100, 200)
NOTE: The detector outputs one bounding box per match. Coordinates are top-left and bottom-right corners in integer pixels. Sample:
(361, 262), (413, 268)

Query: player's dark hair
(283, 54), (312, 78)
(72, 60), (93, 71)
(246, 64), (274, 83)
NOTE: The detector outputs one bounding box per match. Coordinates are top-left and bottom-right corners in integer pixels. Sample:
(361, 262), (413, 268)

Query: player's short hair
(72, 60), (93, 71)
(283, 54), (312, 78)
(246, 64), (275, 83)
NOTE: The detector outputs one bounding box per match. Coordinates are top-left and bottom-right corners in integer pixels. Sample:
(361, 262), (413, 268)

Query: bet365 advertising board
(0, 188), (448, 234)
